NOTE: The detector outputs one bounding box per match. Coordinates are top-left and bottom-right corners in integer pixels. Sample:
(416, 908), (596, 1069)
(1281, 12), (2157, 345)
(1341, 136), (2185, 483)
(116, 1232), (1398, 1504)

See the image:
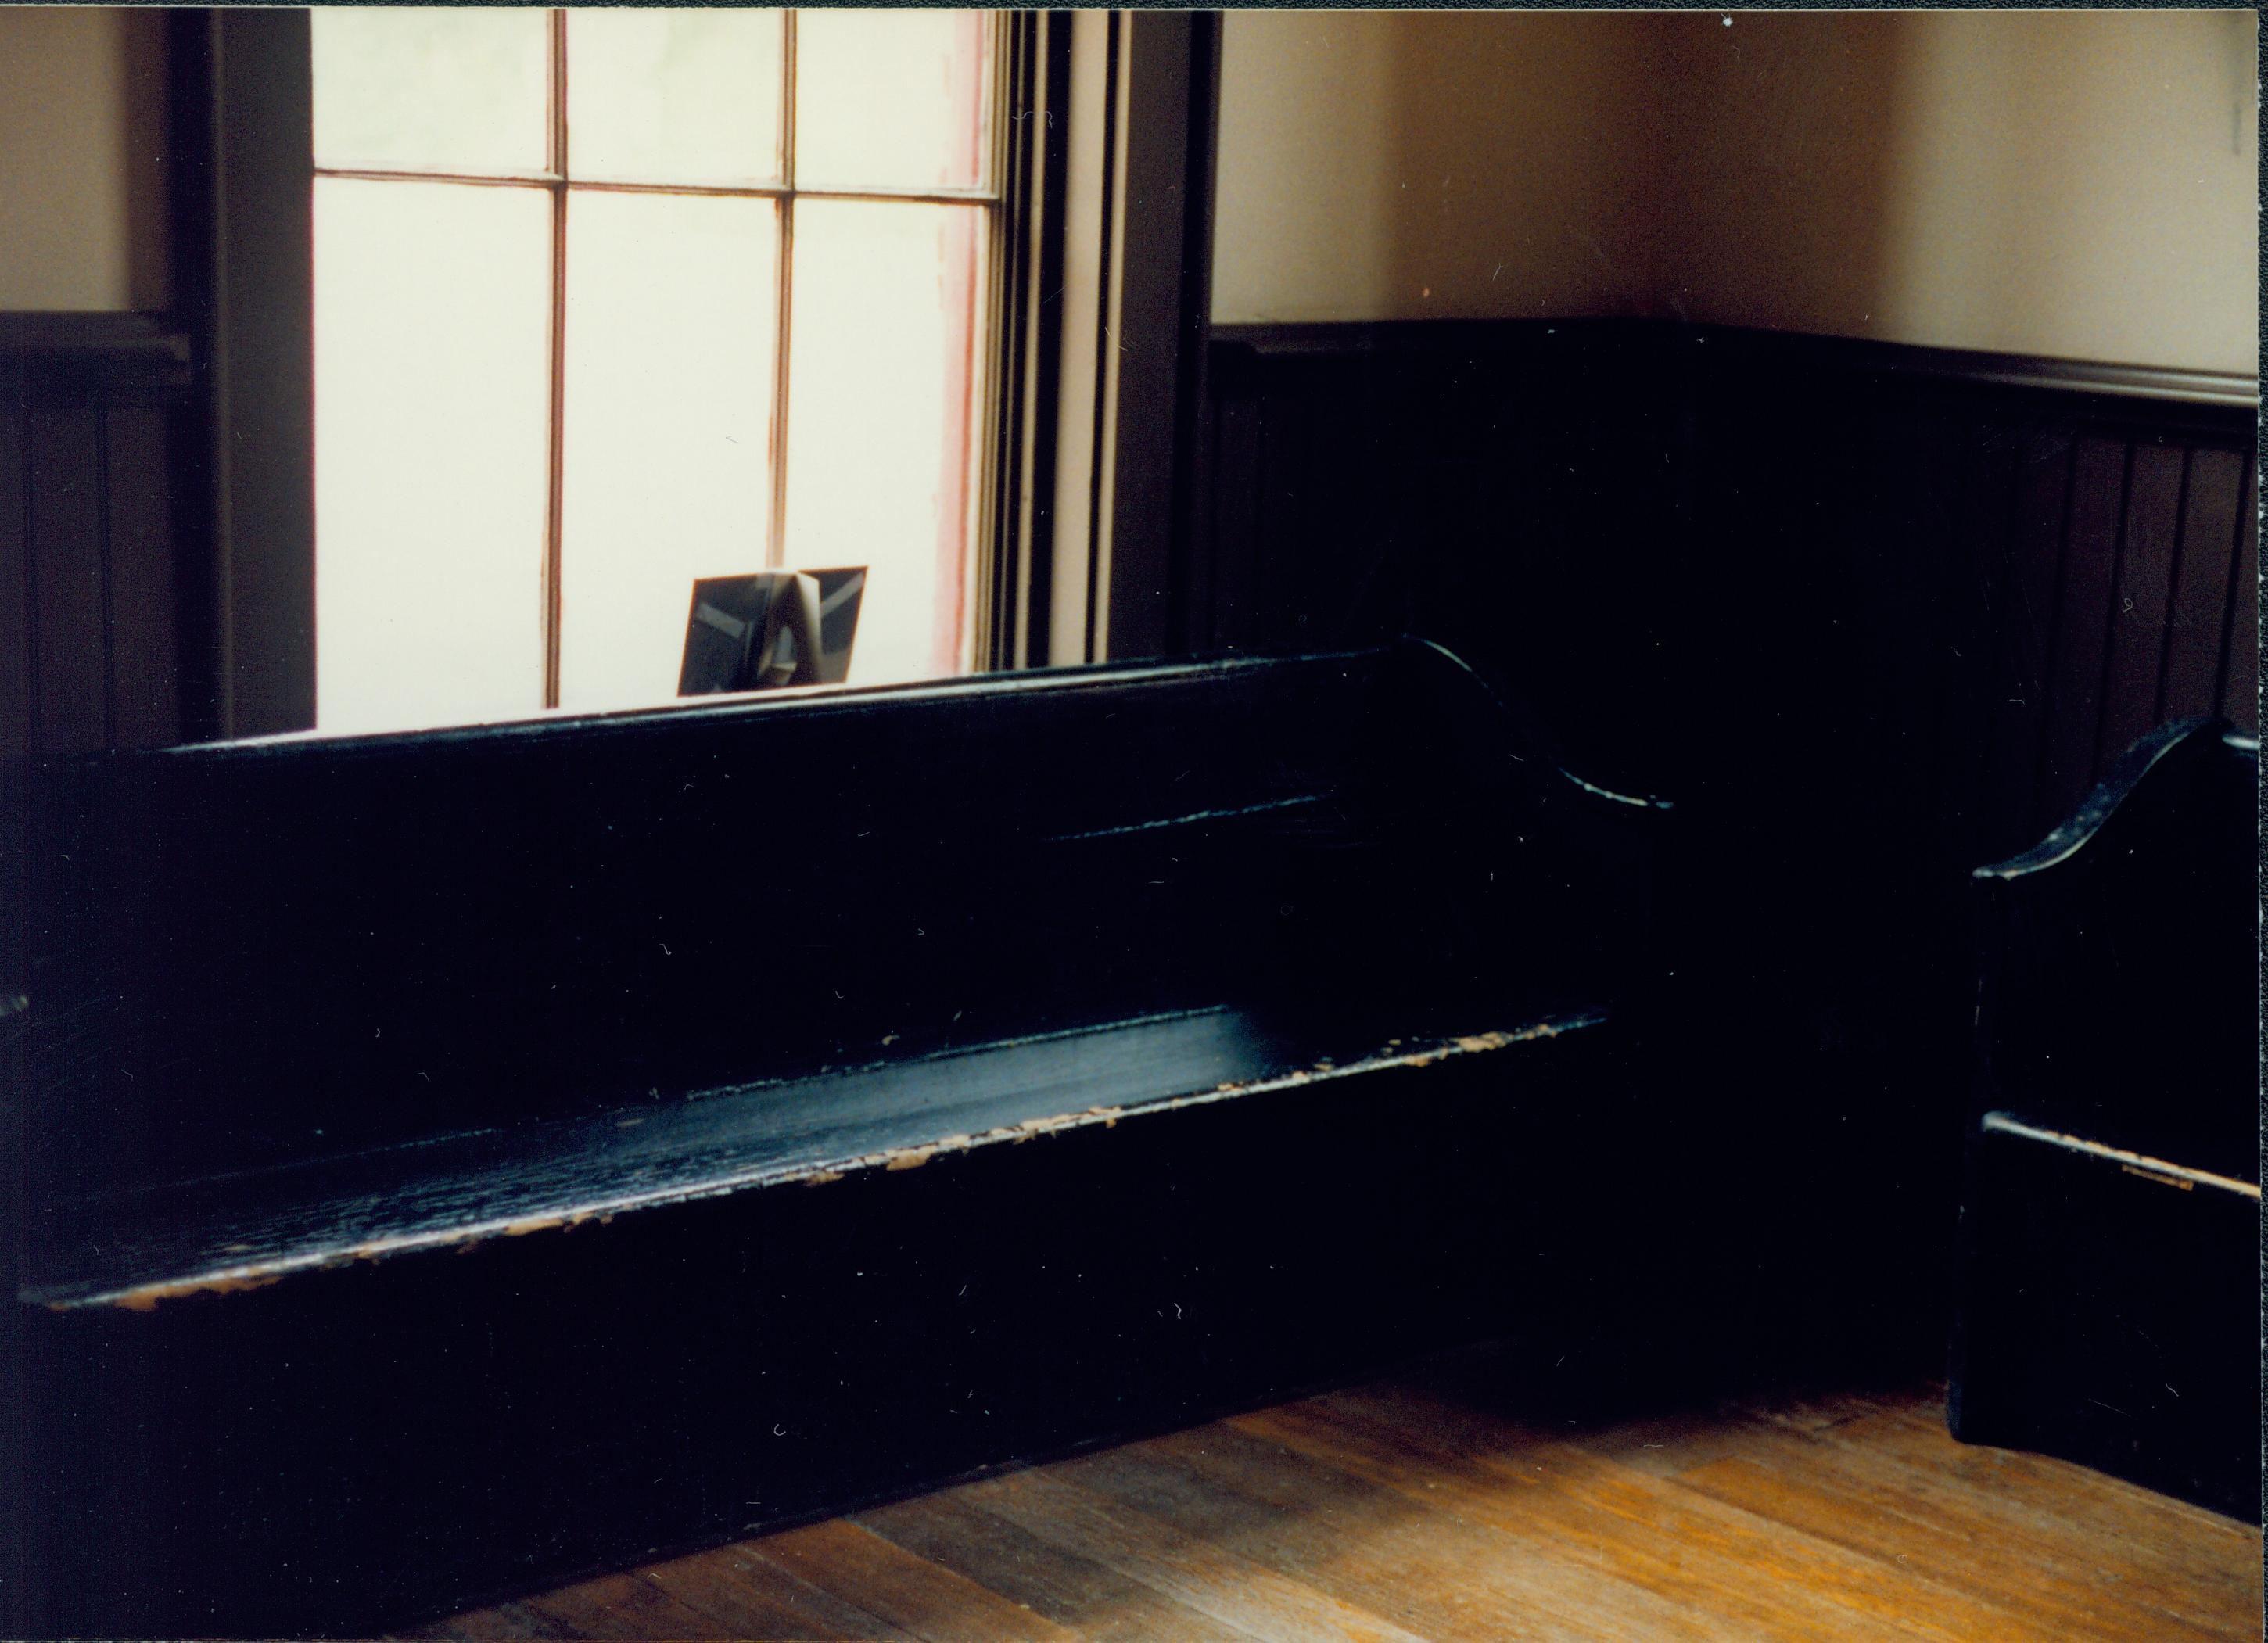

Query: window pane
(565, 10), (783, 187)
(311, 8), (550, 177)
(559, 192), (778, 715)
(795, 12), (992, 192)
(314, 179), (552, 734)
(784, 201), (985, 687)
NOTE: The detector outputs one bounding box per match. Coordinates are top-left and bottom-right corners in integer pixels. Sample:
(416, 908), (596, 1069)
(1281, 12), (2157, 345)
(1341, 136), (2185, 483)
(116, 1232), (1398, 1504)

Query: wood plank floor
(407, 1355), (2263, 1642)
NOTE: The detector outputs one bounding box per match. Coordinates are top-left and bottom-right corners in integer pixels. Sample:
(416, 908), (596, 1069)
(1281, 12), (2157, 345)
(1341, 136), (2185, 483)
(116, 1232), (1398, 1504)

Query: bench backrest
(1972, 717), (2259, 1178)
(23, 640), (1659, 1200)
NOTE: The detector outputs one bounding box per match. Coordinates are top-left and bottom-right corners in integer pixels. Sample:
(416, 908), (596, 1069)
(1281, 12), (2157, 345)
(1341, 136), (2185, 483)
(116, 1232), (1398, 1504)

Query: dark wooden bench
(8, 638), (1669, 1634)
(1947, 716), (2259, 1521)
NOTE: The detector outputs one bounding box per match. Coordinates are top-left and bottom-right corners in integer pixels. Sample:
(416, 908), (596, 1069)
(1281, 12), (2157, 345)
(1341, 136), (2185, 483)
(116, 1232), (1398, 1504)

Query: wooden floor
(409, 1356), (2263, 1642)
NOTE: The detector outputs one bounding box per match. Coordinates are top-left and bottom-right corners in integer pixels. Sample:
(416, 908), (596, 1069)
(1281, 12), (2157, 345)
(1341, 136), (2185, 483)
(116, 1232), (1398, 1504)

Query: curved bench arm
(1973, 716), (2230, 883)
(1396, 634), (1676, 816)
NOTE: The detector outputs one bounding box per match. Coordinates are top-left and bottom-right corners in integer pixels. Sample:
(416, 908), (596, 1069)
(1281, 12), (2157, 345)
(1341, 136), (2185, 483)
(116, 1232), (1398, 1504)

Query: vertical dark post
(1097, 11), (1215, 664)
(178, 9), (315, 739)
(1167, 13), (1222, 658)
(989, 13), (1071, 672)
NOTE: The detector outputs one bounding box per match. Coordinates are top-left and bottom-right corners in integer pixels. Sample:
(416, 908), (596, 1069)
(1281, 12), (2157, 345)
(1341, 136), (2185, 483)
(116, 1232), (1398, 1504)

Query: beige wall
(1884, 9), (2255, 373)
(1212, 12), (1663, 325)
(1, 5), (2250, 364)
(0, 5), (170, 311)
(1215, 9), (2259, 375)
(1658, 9), (2258, 373)
(1648, 13), (1911, 339)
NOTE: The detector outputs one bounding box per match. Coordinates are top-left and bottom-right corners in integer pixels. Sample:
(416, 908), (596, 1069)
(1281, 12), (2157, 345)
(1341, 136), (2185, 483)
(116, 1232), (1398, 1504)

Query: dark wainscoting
(1, 313), (196, 1634)
(1192, 319), (2255, 855)
(0, 312), (197, 764)
(1185, 317), (2257, 1347)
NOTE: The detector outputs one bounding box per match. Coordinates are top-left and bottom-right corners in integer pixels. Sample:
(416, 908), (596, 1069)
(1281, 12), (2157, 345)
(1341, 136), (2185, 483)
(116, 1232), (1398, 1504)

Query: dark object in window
(679, 567), (865, 694)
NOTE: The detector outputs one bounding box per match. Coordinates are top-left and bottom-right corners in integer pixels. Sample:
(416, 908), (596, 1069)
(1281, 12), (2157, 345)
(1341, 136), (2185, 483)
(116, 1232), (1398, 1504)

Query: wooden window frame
(313, 12), (1010, 709)
(170, 8), (1220, 739)
(990, 10), (1222, 671)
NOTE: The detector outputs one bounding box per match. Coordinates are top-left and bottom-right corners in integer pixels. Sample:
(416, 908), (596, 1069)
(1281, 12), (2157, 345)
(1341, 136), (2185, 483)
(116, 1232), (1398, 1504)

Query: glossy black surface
(1948, 719), (2259, 1519)
(13, 639), (1667, 1635)
(1189, 317), (2259, 1381)
(11, 311), (2255, 1634)
(27, 645), (1649, 1202)
(1967, 719), (2259, 1178)
(28, 1006), (1604, 1312)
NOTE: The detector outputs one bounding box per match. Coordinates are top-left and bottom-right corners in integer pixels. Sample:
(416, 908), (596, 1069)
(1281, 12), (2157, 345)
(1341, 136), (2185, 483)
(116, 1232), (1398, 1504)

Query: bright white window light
(310, 9), (996, 734)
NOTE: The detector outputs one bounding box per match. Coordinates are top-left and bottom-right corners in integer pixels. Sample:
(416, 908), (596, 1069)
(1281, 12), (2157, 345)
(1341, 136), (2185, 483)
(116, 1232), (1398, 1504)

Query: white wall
(0, 5), (170, 310)
(1215, 9), (2260, 375)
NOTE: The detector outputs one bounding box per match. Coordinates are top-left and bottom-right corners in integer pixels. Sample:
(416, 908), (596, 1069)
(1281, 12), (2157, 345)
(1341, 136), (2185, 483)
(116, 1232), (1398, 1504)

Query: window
(309, 9), (1000, 732)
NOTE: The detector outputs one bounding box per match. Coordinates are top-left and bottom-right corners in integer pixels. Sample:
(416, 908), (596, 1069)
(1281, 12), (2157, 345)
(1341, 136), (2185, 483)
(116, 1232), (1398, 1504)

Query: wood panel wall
(2, 313), (198, 1641)
(1190, 320), (2257, 866)
(0, 314), (196, 764)
(1688, 339), (2257, 870)
(1184, 320), (2257, 1316)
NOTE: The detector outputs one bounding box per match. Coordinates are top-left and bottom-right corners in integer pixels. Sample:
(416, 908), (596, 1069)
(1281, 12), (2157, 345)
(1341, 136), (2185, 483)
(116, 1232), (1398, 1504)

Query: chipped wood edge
(1980, 1111), (2260, 1200)
(54, 1012), (1606, 1313)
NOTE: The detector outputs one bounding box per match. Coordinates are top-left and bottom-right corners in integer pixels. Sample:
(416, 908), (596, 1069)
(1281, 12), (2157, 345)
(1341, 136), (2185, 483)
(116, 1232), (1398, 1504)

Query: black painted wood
(26, 409), (109, 761)
(1949, 1125), (2259, 1523)
(0, 314), (192, 767)
(1097, 12), (1215, 664)
(16, 640), (1667, 1636)
(2095, 442), (2187, 771)
(0, 409), (28, 768)
(101, 406), (178, 754)
(178, 7), (316, 738)
(0, 338), (199, 1628)
(1966, 719), (2258, 1181)
(1187, 318), (2259, 1359)
(29, 1027), (1639, 1639)
(1194, 318), (2258, 817)
(0, 313), (192, 408)
(11, 308), (2252, 1630)
(2, 331), (192, 1633)
(28, 647), (1652, 1197)
(986, 15), (1071, 673)
(27, 1005), (1605, 1315)
(1948, 718), (2259, 1519)
(2163, 448), (2247, 721)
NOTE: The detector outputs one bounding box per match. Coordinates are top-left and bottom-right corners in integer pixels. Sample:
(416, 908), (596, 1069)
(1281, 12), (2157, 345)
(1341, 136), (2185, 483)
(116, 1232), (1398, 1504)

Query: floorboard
(406, 1354), (2263, 1642)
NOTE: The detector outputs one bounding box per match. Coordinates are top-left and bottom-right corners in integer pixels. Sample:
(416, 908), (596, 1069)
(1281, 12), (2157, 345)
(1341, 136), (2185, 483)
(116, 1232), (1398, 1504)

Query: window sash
(310, 9), (1010, 712)
(176, 9), (1218, 740)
